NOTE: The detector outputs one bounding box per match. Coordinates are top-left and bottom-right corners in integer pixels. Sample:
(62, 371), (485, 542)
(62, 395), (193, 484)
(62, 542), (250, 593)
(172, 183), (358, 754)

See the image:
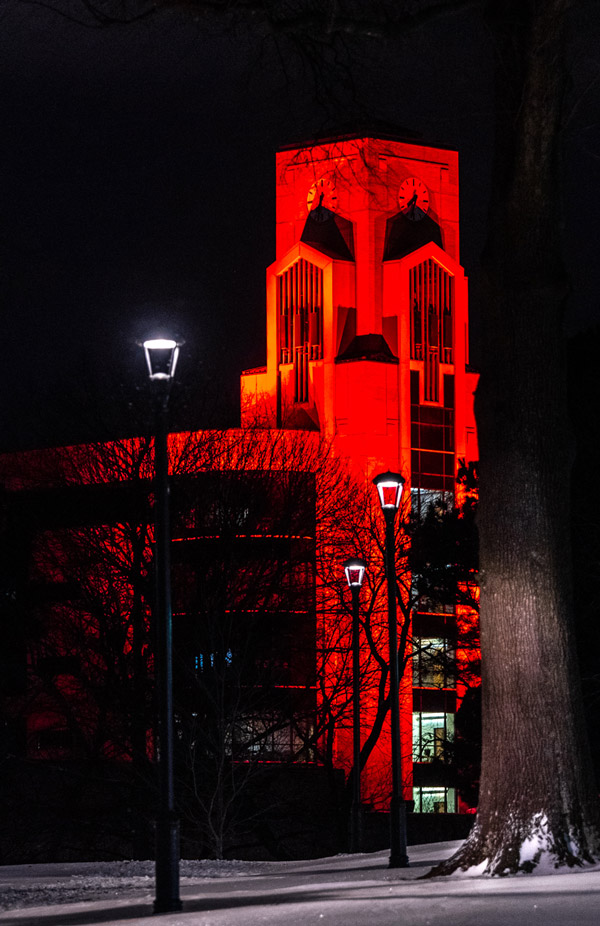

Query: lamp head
(142, 338), (180, 382)
(372, 471), (405, 511)
(343, 557), (367, 589)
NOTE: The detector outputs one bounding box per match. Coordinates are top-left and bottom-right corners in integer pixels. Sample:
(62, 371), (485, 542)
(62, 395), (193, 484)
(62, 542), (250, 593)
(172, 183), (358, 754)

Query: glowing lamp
(372, 471), (405, 511)
(143, 338), (180, 382)
(343, 557), (367, 589)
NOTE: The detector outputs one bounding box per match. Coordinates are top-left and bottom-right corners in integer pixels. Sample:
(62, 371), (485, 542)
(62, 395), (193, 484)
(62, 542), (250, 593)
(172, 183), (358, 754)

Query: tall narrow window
(409, 260), (454, 402)
(278, 259), (323, 403)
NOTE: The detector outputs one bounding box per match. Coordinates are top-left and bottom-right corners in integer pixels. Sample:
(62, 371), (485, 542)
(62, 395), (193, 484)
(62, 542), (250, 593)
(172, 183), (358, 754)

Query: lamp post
(372, 471), (409, 869)
(343, 557), (367, 854)
(143, 338), (183, 914)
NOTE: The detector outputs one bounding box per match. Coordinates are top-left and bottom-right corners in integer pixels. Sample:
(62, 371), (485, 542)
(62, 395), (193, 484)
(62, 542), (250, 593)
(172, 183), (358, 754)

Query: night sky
(1, 2), (599, 450)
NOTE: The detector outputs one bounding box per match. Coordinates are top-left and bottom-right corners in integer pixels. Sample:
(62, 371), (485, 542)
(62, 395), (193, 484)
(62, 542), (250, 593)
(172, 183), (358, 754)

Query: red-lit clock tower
(242, 131), (479, 814)
(242, 132), (477, 480)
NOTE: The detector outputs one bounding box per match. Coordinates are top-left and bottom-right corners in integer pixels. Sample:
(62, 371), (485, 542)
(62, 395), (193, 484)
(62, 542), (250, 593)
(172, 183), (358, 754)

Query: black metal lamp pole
(143, 339), (183, 915)
(343, 557), (367, 854)
(372, 471), (409, 870)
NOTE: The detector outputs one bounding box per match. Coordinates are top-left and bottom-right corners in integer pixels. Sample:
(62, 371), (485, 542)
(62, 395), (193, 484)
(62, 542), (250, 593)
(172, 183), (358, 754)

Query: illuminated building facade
(242, 132), (479, 813)
(0, 132), (479, 840)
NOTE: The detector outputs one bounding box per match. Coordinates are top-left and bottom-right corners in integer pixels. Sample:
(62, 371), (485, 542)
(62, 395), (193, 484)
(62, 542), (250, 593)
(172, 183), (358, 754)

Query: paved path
(2, 842), (600, 926)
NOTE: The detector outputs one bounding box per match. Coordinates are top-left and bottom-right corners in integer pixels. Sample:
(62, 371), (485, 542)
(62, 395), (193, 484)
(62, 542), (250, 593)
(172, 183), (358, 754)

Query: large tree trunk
(434, 0), (600, 875)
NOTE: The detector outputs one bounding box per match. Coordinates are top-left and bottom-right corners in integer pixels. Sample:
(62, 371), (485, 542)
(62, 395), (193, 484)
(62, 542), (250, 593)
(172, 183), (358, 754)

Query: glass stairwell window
(413, 637), (455, 689)
(412, 711), (454, 762)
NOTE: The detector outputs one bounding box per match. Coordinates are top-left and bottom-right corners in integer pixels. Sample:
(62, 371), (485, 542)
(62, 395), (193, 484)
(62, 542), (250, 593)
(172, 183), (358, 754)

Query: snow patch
(444, 813), (598, 878)
(518, 813), (550, 869)
(456, 859), (489, 877)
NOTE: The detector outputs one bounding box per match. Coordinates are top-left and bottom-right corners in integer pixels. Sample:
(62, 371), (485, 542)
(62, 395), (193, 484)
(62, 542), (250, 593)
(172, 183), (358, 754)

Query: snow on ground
(1, 841), (600, 926)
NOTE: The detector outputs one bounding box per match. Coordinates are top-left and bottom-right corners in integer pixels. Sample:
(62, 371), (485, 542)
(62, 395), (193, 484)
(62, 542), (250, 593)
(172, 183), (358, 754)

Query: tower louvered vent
(410, 259), (453, 402)
(278, 259), (323, 403)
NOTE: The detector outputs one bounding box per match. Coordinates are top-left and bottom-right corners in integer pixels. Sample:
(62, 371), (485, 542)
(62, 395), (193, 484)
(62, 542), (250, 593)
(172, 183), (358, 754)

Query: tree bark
(433, 0), (600, 874)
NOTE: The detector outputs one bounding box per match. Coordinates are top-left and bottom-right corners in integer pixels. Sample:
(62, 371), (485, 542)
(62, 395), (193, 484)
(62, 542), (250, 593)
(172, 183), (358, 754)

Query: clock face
(398, 177), (429, 221)
(307, 177), (338, 215)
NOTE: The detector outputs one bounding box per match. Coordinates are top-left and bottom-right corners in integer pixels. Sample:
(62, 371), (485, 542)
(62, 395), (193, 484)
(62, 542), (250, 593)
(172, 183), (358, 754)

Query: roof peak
(278, 121), (450, 153)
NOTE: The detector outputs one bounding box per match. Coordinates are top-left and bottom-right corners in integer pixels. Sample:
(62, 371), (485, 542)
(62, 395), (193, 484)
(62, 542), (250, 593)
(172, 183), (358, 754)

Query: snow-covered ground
(1, 840), (600, 926)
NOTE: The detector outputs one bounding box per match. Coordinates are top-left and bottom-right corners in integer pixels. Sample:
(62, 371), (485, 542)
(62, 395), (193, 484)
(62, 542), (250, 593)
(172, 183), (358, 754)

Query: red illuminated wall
(241, 133), (479, 811)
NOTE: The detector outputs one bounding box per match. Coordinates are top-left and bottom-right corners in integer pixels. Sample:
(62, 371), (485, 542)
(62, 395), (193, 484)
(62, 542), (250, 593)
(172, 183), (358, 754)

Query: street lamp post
(143, 338), (183, 914)
(372, 471), (409, 869)
(343, 557), (367, 854)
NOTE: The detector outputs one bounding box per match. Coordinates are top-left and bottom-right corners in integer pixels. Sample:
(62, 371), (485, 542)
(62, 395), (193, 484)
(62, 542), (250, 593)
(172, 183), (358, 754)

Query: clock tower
(241, 131), (477, 486)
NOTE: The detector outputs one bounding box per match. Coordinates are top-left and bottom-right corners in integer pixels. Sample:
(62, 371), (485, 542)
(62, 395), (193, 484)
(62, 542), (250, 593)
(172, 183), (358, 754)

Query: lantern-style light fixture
(342, 554), (367, 854)
(372, 468), (409, 868)
(143, 338), (180, 382)
(142, 336), (182, 913)
(343, 557), (367, 589)
(372, 471), (405, 511)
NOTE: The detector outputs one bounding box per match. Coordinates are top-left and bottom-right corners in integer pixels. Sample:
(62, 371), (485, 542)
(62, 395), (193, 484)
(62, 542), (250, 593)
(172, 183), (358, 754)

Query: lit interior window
(413, 637), (455, 688)
(412, 786), (456, 813)
(412, 711), (454, 762)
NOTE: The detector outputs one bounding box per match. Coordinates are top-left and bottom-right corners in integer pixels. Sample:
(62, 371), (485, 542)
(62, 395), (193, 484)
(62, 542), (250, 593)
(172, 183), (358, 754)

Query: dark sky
(1, 1), (599, 450)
